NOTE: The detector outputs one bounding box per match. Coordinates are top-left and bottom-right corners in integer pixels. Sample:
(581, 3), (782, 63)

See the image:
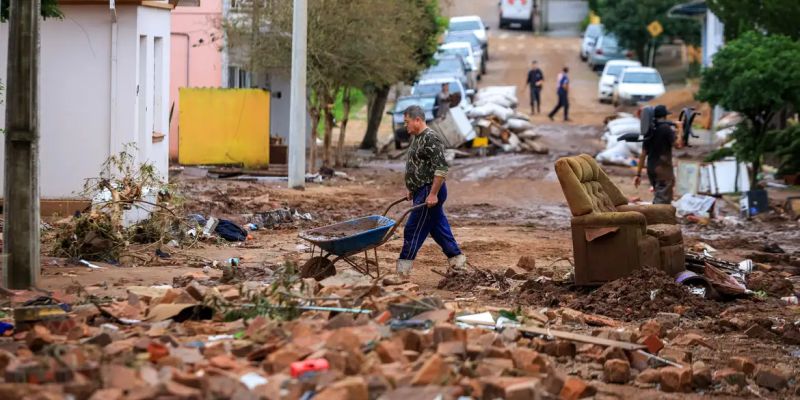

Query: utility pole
(287, 0), (307, 189)
(3, 0), (40, 289)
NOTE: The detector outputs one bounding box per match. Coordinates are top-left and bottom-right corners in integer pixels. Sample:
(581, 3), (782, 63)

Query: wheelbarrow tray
(299, 215), (395, 257)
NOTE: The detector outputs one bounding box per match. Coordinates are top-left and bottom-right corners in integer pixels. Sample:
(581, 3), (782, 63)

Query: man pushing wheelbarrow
(397, 105), (467, 278)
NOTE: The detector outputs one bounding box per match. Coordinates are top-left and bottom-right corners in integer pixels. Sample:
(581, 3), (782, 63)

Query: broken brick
(316, 376), (369, 400)
(560, 376), (596, 400)
(603, 359), (631, 384)
(635, 368), (661, 384)
(376, 340), (408, 364)
(673, 333), (715, 350)
(433, 324), (466, 346)
(436, 341), (466, 358)
(640, 335), (664, 354)
(639, 319), (664, 338)
(727, 356), (756, 376)
(505, 380), (543, 400)
(659, 367), (692, 392)
(411, 354), (451, 386)
(600, 346), (627, 362)
(691, 361), (712, 389)
(713, 368), (747, 387)
(511, 348), (548, 375)
(755, 367), (789, 391)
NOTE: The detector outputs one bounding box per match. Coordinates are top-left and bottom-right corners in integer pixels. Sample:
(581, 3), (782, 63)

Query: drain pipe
(109, 0), (118, 160)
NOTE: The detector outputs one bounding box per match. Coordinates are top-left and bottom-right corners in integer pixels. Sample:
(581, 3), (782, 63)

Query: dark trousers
(648, 172), (675, 205)
(530, 88), (541, 113)
(549, 90), (569, 120)
(399, 183), (462, 261)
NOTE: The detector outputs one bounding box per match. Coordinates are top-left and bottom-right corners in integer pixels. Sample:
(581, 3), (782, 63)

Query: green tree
(697, 32), (800, 186)
(707, 0), (800, 41)
(0, 0), (62, 22)
(598, 0), (700, 65)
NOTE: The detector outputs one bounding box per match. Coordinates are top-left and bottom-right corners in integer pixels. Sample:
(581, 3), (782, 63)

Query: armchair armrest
(616, 204), (677, 225)
(572, 211), (646, 235)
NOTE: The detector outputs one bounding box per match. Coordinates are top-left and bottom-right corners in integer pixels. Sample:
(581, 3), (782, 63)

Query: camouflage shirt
(405, 128), (449, 193)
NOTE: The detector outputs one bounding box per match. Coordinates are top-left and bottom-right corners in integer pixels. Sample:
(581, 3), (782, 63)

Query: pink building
(169, 0), (224, 161)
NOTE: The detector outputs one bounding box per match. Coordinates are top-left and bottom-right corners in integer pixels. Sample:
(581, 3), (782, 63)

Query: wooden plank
(517, 325), (646, 351)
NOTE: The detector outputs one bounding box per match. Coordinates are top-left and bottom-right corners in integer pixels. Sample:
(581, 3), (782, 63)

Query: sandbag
(467, 103), (514, 122)
(517, 129), (540, 140)
(505, 118), (534, 133)
(595, 141), (634, 166)
(474, 95), (515, 108)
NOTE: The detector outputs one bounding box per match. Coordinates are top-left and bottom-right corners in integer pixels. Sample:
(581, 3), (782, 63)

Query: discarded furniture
(555, 154), (685, 285)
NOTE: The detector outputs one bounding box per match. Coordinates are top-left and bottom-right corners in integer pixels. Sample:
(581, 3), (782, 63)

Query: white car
(448, 16), (488, 47)
(436, 42), (479, 78)
(598, 60), (641, 103)
(580, 24), (603, 61)
(614, 67), (666, 106)
(412, 76), (473, 112)
(499, 0), (534, 30)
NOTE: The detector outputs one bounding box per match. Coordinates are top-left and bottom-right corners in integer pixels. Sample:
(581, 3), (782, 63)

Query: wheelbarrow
(298, 197), (424, 280)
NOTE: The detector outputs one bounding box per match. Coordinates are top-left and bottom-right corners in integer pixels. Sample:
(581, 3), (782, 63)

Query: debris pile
(569, 268), (723, 321)
(468, 86), (549, 154)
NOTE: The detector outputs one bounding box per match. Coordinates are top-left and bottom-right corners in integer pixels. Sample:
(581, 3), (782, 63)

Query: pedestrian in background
(525, 60), (544, 114)
(548, 66), (571, 122)
(433, 83), (451, 120)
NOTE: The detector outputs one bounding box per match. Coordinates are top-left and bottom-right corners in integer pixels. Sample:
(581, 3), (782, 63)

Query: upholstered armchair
(554, 154), (685, 285)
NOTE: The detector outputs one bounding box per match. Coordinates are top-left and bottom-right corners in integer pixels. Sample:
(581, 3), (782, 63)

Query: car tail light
(521, 0), (527, 4)
(625, 51), (633, 58)
(595, 49), (603, 55)
(507, 0), (514, 4)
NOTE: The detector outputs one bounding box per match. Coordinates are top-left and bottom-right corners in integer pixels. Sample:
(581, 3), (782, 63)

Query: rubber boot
(448, 254), (468, 273)
(396, 259), (414, 278)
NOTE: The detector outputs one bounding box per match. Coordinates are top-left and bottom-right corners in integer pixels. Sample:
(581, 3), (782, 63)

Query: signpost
(646, 20), (663, 67)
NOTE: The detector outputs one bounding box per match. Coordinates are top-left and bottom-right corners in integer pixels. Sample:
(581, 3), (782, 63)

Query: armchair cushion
(616, 204), (678, 225)
(571, 211), (646, 234)
(646, 224), (683, 246)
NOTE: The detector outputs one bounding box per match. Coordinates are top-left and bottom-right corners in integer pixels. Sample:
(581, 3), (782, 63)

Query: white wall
(0, 4), (170, 199)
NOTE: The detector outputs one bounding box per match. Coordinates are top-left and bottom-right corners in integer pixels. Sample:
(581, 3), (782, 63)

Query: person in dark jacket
(548, 66), (570, 122)
(525, 60), (544, 114)
(634, 105), (684, 204)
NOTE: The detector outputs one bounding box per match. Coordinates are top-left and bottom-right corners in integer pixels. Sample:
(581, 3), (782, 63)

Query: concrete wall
(0, 4), (171, 199)
(543, 0), (589, 33)
(169, 0), (223, 161)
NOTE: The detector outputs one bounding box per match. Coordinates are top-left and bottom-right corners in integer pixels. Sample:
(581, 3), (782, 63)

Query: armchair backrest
(555, 154), (629, 216)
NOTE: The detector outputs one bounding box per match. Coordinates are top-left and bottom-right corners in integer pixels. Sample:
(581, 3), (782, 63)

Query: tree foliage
(697, 32), (800, 185)
(0, 0), (62, 22)
(596, 0), (700, 65)
(707, 0), (800, 41)
(226, 0), (441, 165)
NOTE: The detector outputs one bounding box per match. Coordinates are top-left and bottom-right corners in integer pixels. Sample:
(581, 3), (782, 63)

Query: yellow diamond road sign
(647, 21), (663, 37)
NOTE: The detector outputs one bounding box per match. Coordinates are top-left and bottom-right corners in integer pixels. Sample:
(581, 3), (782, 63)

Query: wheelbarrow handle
(382, 196), (410, 217)
(382, 203), (426, 242)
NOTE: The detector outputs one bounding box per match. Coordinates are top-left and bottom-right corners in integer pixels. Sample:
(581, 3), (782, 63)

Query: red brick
(659, 367), (692, 392)
(727, 356), (756, 376)
(433, 324), (466, 346)
(600, 346), (627, 362)
(603, 359), (631, 384)
(479, 377), (535, 399)
(713, 368), (746, 387)
(640, 335), (664, 354)
(755, 367), (788, 391)
(692, 361), (712, 389)
(635, 368), (661, 384)
(376, 340), (408, 364)
(673, 333), (715, 350)
(639, 319), (664, 338)
(505, 380), (543, 400)
(559, 377), (596, 400)
(659, 348), (691, 365)
(512, 348), (548, 375)
(437, 340), (466, 358)
(411, 354), (451, 386)
(315, 377), (368, 400)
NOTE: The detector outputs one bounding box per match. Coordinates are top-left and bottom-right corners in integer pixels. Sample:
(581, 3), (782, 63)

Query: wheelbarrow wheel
(300, 256), (336, 281)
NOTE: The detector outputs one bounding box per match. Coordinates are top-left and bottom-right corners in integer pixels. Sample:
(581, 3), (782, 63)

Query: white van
(499, 0), (535, 30)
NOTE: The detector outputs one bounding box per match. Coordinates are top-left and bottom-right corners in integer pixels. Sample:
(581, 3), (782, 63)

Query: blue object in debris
(215, 219), (248, 242)
(0, 321), (13, 335)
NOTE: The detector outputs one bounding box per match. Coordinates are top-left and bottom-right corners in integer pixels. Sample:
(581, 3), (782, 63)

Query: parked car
(411, 76), (473, 111)
(597, 59), (641, 103)
(422, 55), (474, 90)
(435, 42), (479, 78)
(448, 16), (489, 59)
(498, 0), (534, 30)
(580, 23), (603, 61)
(613, 67), (666, 106)
(587, 34), (631, 72)
(387, 95), (436, 149)
(443, 31), (486, 74)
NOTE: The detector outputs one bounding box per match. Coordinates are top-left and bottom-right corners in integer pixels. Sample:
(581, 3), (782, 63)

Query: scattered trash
(290, 359), (330, 378)
(239, 372), (269, 390)
(215, 219), (248, 242)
